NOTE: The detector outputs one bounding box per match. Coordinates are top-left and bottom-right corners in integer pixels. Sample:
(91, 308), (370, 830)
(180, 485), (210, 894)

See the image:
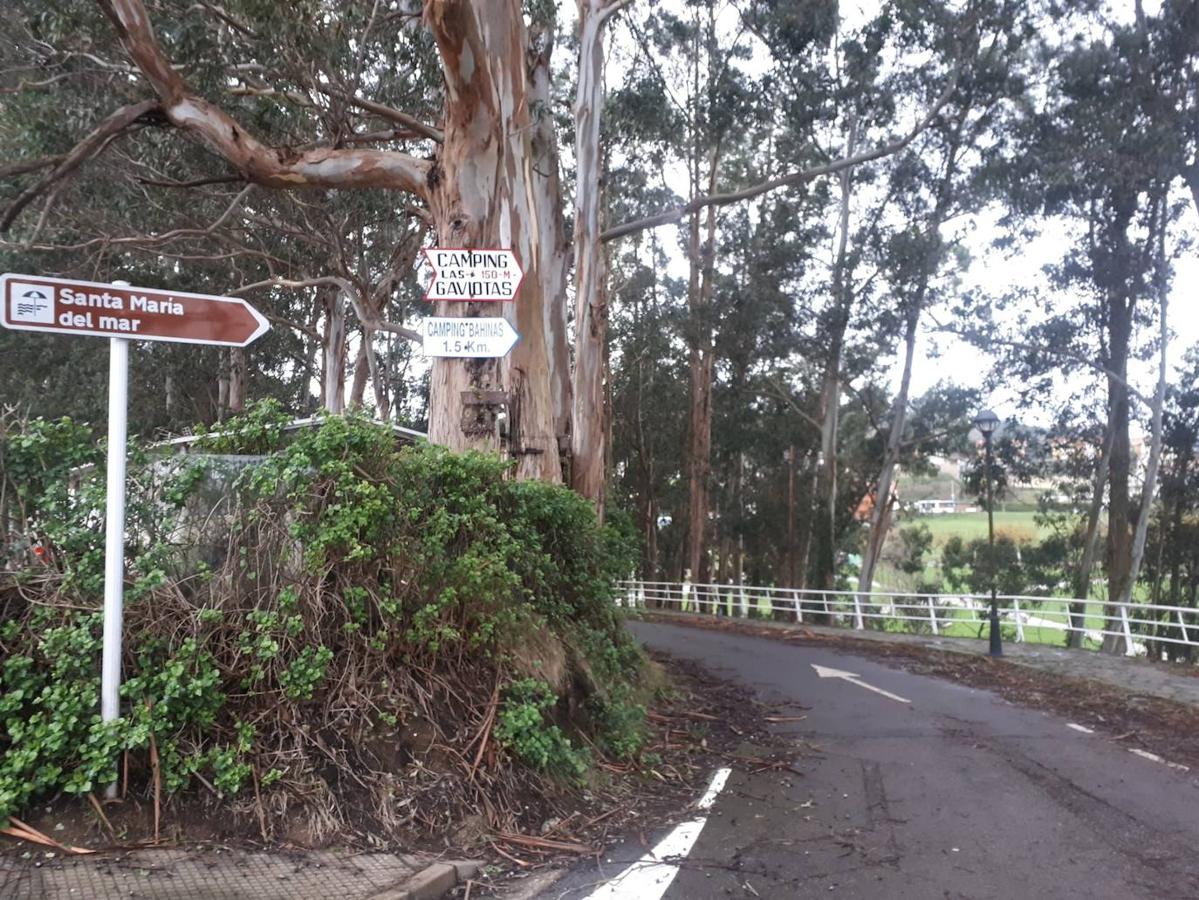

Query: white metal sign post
(102, 332), (129, 735)
(1, 273), (269, 795)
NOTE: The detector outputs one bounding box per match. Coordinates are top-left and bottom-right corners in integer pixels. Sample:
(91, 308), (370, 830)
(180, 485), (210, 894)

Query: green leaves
(0, 408), (645, 824)
(494, 679), (590, 780)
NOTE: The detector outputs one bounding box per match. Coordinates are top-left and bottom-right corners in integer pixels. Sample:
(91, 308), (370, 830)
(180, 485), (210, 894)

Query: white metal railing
(617, 580), (1199, 657)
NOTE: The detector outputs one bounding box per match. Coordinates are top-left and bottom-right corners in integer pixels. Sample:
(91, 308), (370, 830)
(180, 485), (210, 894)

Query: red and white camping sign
(422, 248), (523, 302)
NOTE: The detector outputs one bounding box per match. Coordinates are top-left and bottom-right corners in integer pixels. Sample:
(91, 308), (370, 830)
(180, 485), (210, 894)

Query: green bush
(0, 406), (644, 834)
(494, 678), (590, 780)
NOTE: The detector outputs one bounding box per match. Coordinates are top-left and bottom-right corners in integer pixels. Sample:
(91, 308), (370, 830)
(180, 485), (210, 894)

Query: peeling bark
(424, 0), (561, 482)
(529, 24), (572, 452)
(570, 0), (621, 513)
(321, 287), (347, 414)
(98, 0), (430, 194)
(350, 338), (370, 409)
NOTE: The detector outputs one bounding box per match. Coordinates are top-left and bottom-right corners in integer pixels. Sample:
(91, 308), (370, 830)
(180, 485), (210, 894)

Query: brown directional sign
(1, 274), (270, 347)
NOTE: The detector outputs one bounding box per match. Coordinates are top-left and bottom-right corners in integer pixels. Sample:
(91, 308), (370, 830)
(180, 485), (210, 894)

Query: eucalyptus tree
(968, 2), (1183, 651)
(708, 193), (817, 590)
(855, 0), (1037, 601)
(1148, 348), (1199, 658)
(603, 0), (969, 582)
(2, 0), (574, 479)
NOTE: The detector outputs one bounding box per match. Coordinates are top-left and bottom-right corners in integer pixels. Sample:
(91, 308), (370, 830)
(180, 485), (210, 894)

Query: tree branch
(766, 375), (823, 432)
(929, 318), (1154, 408)
(0, 156), (66, 180)
(96, 0), (432, 196)
(234, 276), (422, 343)
(135, 173), (245, 189)
(315, 85), (444, 143)
(598, 0), (636, 26)
(1, 99), (160, 232)
(601, 73), (959, 242)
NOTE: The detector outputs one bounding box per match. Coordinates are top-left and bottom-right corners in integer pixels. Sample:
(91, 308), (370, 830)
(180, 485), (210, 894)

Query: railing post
(681, 578), (691, 613)
(1120, 604), (1134, 655)
(792, 589), (802, 623)
(853, 592), (864, 630)
(927, 596), (938, 635)
(1013, 598), (1025, 643)
(739, 580), (748, 618)
(1178, 609), (1191, 646)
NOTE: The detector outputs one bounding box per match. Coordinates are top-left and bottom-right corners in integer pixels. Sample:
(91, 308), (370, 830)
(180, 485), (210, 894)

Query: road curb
(365, 859), (481, 900)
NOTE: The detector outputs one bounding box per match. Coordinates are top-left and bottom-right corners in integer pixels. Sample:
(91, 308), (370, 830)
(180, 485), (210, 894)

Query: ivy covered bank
(0, 403), (646, 844)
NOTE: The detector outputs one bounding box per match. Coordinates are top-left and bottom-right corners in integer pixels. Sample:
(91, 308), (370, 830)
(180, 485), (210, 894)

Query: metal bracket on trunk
(460, 390), (510, 437)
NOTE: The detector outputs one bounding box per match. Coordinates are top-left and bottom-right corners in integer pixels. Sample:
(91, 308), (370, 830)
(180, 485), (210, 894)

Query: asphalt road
(546, 621), (1199, 900)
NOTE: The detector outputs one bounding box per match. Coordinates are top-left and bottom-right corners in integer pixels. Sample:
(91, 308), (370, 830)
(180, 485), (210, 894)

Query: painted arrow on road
(811, 664), (911, 704)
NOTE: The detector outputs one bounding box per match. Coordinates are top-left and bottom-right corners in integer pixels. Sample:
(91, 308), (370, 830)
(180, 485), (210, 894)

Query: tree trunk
(1101, 295), (1134, 654)
(640, 493), (658, 583)
(529, 23), (572, 456)
(784, 446), (797, 590)
(349, 338), (370, 408)
(685, 194), (718, 587)
(228, 347), (247, 414)
(856, 309), (919, 602)
(1109, 234), (1170, 653)
(370, 331), (391, 421)
(853, 111), (962, 611)
(812, 131), (856, 595)
(795, 456), (818, 607)
(423, 0), (561, 483)
(1068, 420), (1114, 647)
(164, 372), (176, 419)
(570, 0), (616, 513)
(217, 355), (229, 421)
(321, 286), (347, 414)
(1167, 453), (1187, 610)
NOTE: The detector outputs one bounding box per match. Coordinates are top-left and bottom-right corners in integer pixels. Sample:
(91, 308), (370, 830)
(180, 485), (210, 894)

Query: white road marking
(584, 767), (732, 900)
(811, 664), (911, 704)
(1067, 723), (1094, 734)
(1128, 748), (1190, 772)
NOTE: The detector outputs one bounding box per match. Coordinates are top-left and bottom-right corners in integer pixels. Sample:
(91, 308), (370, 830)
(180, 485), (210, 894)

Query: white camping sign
(422, 248), (523, 301)
(420, 317), (519, 358)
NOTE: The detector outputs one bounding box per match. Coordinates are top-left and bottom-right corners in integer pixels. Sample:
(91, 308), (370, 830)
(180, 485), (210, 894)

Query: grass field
(901, 510), (1050, 546)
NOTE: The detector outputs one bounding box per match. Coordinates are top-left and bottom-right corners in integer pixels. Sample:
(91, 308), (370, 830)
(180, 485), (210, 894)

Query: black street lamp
(973, 409), (1003, 658)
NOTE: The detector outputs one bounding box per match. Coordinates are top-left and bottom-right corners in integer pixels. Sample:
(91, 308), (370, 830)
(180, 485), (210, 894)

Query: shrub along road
(547, 620), (1199, 899)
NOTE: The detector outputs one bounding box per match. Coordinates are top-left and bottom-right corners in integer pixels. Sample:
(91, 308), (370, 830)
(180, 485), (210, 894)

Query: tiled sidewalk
(0, 846), (460, 900)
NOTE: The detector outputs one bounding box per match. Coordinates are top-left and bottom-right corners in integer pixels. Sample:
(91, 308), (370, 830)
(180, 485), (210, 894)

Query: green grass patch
(898, 511), (1049, 547)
